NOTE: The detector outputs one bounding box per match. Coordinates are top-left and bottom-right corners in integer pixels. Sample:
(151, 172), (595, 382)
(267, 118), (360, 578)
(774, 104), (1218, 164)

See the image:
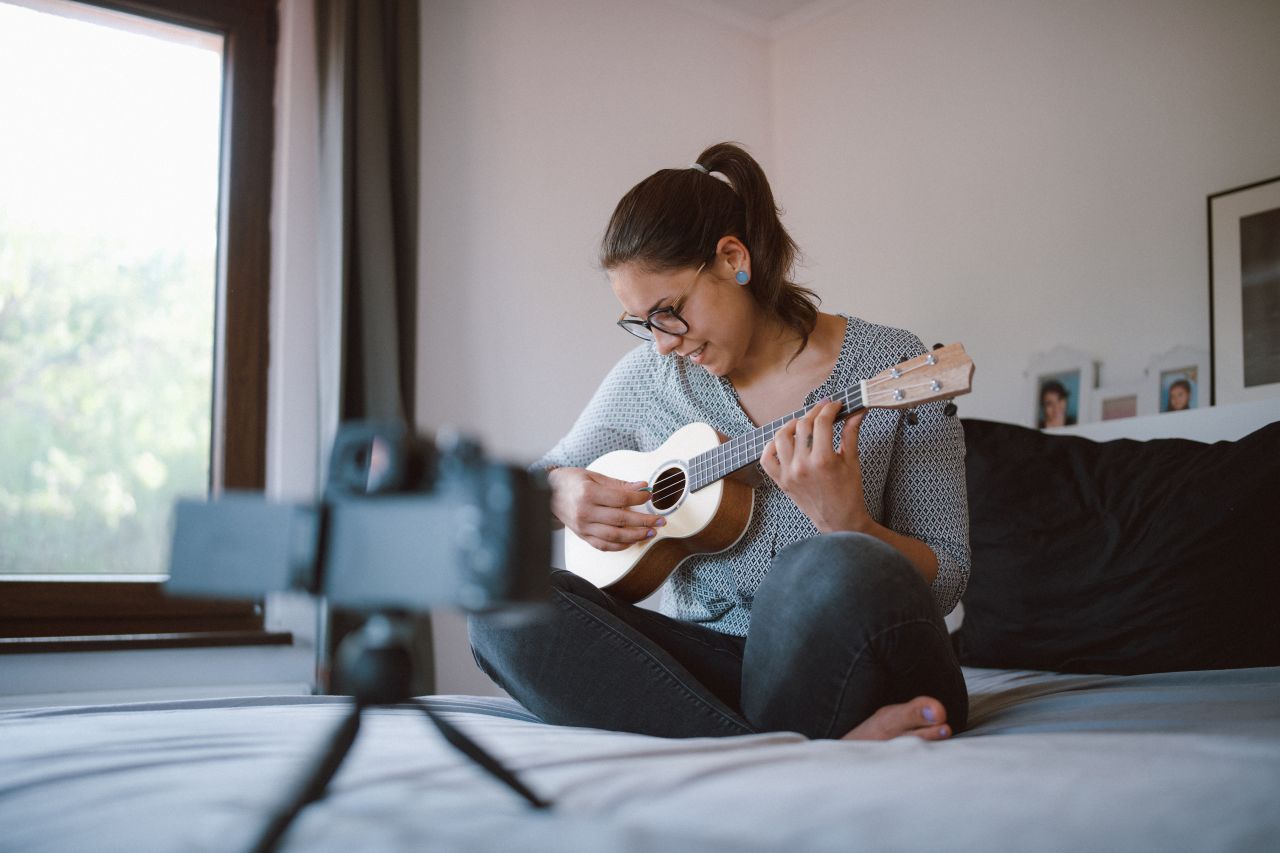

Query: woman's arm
(763, 405), (936, 578)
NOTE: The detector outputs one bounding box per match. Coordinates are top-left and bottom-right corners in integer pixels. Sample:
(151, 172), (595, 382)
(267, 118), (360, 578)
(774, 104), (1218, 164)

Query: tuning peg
(943, 402), (958, 417)
(932, 342), (944, 350)
(904, 409), (919, 426)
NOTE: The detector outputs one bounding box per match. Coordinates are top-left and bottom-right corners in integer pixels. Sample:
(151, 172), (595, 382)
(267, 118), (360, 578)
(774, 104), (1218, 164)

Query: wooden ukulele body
(563, 422), (754, 601)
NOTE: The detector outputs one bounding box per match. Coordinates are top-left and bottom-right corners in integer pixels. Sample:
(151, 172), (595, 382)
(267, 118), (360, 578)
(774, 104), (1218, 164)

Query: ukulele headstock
(861, 343), (974, 410)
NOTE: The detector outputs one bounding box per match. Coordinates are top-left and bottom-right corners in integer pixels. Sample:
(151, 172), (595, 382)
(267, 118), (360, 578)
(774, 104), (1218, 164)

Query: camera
(167, 421), (551, 612)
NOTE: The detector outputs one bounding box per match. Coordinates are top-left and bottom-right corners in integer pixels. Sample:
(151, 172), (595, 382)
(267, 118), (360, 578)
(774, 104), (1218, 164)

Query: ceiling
(665, 0), (850, 37)
(710, 0), (831, 22)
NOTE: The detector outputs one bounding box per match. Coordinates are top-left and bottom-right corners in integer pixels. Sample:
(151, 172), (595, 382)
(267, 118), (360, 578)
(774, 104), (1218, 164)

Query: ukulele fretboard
(685, 384), (866, 492)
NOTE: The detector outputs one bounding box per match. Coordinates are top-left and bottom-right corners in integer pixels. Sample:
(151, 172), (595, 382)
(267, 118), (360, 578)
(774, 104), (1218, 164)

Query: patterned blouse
(535, 314), (970, 637)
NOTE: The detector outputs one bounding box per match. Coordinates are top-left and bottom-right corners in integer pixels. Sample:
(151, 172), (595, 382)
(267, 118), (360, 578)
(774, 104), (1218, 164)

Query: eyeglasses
(616, 262), (705, 341)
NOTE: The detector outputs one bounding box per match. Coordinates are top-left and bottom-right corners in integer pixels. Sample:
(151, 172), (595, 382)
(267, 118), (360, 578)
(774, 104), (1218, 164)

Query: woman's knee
(468, 569), (598, 683)
(763, 532), (930, 617)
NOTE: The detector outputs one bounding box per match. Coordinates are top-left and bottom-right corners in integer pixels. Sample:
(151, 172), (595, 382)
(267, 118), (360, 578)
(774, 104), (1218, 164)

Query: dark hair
(1169, 378), (1191, 394)
(599, 141), (820, 356)
(1040, 380), (1069, 401)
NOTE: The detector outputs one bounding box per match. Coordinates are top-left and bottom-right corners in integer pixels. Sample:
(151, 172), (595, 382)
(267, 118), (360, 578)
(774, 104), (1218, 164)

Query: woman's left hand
(761, 400), (870, 534)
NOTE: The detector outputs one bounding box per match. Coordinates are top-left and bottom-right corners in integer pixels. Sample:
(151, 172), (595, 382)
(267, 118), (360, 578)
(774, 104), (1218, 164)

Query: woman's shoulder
(835, 314), (928, 375)
(594, 339), (690, 397)
(604, 340), (666, 379)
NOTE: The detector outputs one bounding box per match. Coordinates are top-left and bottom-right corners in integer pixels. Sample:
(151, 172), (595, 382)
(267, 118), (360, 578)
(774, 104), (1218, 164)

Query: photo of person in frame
(1160, 368), (1198, 412)
(1037, 371), (1080, 429)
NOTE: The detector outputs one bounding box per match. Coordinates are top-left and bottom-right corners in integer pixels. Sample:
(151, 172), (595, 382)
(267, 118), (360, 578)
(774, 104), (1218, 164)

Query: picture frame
(1091, 378), (1154, 423)
(1026, 346), (1098, 430)
(1147, 346), (1208, 413)
(1208, 175), (1280, 404)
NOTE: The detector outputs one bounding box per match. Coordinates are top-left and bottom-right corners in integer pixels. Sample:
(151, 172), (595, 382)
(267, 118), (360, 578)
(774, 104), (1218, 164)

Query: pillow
(953, 418), (1280, 675)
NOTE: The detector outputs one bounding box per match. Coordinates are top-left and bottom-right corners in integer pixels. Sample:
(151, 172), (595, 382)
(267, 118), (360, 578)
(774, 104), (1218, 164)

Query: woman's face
(1168, 383), (1190, 411)
(608, 243), (755, 378)
(1041, 391), (1067, 427)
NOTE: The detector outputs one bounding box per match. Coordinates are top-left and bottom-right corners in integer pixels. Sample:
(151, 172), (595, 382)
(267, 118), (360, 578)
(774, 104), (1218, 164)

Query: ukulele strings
(641, 385), (867, 507)
(642, 352), (947, 506)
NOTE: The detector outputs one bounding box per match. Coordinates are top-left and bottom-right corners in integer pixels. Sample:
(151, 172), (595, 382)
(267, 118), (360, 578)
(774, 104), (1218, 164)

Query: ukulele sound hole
(649, 466), (686, 511)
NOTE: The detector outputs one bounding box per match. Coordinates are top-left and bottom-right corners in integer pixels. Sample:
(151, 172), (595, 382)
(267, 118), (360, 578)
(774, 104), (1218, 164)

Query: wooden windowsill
(0, 577), (269, 639)
(0, 630), (294, 655)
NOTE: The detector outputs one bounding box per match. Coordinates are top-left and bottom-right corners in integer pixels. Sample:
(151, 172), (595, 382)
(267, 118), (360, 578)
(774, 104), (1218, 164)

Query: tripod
(251, 614), (550, 853)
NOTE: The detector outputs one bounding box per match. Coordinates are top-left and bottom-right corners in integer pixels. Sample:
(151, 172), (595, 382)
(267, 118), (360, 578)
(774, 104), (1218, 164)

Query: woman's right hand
(547, 468), (666, 552)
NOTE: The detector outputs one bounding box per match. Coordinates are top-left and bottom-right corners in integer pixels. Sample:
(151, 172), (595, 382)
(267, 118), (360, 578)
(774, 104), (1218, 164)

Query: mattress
(1, 665), (1277, 853)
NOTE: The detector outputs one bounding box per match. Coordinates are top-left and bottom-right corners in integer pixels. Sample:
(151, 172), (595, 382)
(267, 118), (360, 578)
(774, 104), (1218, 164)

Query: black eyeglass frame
(615, 262), (706, 341)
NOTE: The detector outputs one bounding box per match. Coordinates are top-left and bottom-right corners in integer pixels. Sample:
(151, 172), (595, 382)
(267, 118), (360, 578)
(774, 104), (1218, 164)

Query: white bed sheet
(2, 665), (1278, 852)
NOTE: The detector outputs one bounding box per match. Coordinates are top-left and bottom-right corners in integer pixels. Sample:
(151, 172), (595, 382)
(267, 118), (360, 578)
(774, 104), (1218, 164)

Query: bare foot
(840, 696), (952, 741)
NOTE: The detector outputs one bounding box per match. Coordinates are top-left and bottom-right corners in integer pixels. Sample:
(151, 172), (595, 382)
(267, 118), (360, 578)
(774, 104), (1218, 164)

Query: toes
(910, 722), (952, 741)
(840, 696), (953, 741)
(907, 696), (948, 727)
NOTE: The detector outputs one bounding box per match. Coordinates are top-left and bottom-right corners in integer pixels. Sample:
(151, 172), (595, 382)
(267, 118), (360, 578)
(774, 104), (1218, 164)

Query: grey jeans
(468, 532), (968, 739)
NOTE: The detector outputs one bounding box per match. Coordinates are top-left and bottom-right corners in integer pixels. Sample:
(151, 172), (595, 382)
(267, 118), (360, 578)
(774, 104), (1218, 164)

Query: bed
(2, 400), (1279, 852)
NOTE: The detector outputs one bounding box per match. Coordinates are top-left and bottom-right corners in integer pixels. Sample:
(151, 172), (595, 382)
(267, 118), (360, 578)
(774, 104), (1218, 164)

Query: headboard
(956, 399), (1280, 673)
(1051, 397), (1280, 443)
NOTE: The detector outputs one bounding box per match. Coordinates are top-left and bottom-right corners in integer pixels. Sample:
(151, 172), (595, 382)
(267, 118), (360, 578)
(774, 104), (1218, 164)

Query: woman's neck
(729, 311), (839, 391)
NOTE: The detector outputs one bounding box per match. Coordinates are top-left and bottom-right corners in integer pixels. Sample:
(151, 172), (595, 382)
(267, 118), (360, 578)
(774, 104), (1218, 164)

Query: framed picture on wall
(1147, 346), (1208, 413)
(1026, 347), (1097, 430)
(1092, 378), (1154, 422)
(1209, 175), (1280, 404)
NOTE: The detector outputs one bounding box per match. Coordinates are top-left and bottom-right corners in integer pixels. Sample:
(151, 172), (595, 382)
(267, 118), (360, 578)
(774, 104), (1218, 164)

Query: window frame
(0, 0), (280, 651)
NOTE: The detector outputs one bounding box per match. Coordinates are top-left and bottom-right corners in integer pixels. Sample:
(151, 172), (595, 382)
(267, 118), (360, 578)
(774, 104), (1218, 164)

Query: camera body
(167, 421), (551, 612)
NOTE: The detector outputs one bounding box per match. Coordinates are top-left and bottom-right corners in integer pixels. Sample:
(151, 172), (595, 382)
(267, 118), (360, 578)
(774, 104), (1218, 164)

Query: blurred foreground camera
(167, 421), (551, 612)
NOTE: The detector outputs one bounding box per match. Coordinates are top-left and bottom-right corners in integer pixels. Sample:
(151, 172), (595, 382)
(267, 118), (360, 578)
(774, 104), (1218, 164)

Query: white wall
(770, 0), (1280, 424)
(417, 0), (773, 461)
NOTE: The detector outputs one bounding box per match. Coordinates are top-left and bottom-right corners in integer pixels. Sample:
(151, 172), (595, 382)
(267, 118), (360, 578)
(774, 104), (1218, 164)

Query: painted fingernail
(922, 706), (937, 723)
(938, 725), (950, 738)
(646, 528), (656, 538)
(655, 518), (666, 526)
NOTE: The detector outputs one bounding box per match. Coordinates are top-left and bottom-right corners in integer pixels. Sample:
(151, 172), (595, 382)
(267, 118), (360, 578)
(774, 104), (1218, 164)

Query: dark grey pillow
(953, 418), (1280, 674)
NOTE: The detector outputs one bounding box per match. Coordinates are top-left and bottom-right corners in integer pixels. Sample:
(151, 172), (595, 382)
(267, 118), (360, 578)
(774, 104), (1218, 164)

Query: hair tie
(689, 162), (735, 191)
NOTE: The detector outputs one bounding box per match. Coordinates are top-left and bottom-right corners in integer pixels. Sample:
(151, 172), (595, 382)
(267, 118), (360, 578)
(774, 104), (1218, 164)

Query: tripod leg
(411, 699), (550, 809)
(251, 703), (363, 853)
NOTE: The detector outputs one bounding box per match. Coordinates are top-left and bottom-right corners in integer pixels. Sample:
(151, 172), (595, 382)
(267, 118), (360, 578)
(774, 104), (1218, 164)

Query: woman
(470, 142), (970, 741)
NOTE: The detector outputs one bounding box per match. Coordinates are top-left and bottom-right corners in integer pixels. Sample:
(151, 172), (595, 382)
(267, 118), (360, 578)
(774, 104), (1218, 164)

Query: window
(0, 0), (277, 648)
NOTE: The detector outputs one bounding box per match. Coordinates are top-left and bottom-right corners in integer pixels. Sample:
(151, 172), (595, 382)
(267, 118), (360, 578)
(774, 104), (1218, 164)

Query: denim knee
(761, 532), (934, 622)
(467, 570), (597, 689)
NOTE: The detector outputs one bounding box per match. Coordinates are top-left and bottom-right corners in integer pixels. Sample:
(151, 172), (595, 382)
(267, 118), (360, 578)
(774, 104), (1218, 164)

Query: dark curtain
(314, 0), (430, 694)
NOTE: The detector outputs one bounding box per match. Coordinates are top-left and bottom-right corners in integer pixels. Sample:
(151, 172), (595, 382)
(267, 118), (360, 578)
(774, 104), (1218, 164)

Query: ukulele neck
(686, 385), (867, 492)
(683, 342), (975, 492)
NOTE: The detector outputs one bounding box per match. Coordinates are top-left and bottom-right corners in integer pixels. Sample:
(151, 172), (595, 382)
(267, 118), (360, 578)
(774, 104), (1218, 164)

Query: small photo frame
(1209, 175), (1280, 404)
(1147, 347), (1208, 413)
(1027, 347), (1097, 429)
(1100, 393), (1138, 421)
(1091, 378), (1154, 422)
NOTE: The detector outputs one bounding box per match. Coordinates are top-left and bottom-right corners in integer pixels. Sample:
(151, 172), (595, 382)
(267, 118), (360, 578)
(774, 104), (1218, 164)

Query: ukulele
(564, 343), (975, 602)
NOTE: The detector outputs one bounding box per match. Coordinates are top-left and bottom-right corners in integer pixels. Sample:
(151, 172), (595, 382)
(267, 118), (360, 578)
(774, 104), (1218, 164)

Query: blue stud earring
(735, 269), (750, 285)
